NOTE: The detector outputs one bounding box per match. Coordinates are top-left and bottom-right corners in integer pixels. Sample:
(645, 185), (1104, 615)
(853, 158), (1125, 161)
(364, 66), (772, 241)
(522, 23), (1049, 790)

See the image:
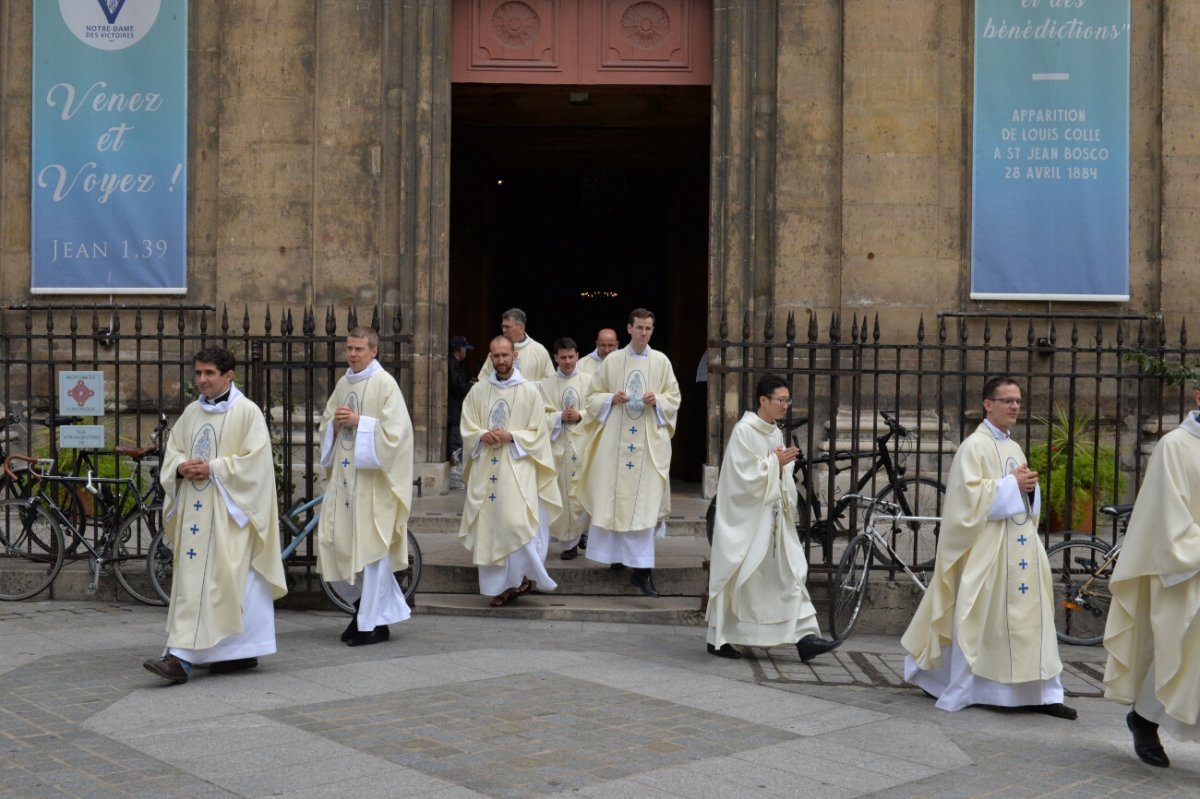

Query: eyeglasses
(769, 396), (792, 405)
(987, 397), (1023, 406)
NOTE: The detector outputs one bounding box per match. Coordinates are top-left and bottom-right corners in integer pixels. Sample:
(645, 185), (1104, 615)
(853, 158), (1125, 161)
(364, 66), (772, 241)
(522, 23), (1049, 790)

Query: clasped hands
(177, 459), (211, 480)
(332, 405), (360, 432)
(611, 391), (656, 406)
(561, 406), (582, 424)
(480, 428), (514, 447)
(773, 445), (800, 467)
(1012, 463), (1039, 493)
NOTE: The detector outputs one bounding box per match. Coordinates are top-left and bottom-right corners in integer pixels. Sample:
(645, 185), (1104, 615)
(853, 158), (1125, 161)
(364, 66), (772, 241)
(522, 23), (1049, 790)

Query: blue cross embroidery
(189, 524), (199, 535)
(626, 461), (635, 470)
(489, 493), (497, 502)
(341, 458), (350, 468)
(1017, 534), (1028, 546)
(186, 548), (197, 559)
(629, 426), (638, 435)
(1018, 583), (1029, 594)
(193, 501), (203, 511)
(570, 454), (577, 462)
(491, 456), (499, 465)
(344, 499), (351, 508)
(628, 443), (636, 452)
(1019, 559), (1029, 570)
(489, 474), (498, 483)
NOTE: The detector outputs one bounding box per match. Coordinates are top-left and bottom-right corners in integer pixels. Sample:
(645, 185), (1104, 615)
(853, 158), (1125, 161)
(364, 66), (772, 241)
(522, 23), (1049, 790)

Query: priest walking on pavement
(902, 376), (1076, 720)
(706, 374), (835, 662)
(1103, 380), (1200, 767)
(316, 326), (415, 646)
(143, 347), (287, 684)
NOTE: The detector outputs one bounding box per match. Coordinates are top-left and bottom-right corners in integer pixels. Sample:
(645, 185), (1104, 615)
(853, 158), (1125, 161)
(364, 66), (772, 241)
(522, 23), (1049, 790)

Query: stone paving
(1, 601), (1198, 799)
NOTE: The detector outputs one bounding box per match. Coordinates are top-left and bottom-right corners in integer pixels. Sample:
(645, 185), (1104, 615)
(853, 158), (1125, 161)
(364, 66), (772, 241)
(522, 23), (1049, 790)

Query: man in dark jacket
(448, 336), (474, 487)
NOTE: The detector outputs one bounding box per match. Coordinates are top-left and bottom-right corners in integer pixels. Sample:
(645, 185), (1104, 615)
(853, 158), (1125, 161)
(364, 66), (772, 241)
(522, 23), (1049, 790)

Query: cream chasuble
(577, 345), (680, 532)
(477, 335), (553, 382)
(707, 412), (819, 648)
(161, 389), (287, 651)
(538, 369), (593, 541)
(1104, 412), (1200, 737)
(577, 350), (603, 376)
(316, 361), (414, 583)
(458, 372), (562, 565)
(902, 423), (1060, 685)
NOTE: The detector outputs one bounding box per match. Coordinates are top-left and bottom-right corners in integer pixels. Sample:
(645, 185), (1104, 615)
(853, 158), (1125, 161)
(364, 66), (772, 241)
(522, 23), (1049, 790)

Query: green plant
(1026, 405), (1124, 529)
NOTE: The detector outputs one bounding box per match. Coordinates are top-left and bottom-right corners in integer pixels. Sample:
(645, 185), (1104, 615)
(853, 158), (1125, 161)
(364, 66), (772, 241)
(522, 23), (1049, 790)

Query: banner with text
(31, 0), (187, 294)
(971, 0), (1130, 301)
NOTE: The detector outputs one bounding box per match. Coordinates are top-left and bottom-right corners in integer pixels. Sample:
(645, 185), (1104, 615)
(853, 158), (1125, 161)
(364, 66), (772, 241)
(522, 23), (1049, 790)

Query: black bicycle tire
(829, 534), (873, 643)
(875, 476), (946, 571)
(145, 524), (174, 605)
(321, 530), (423, 612)
(112, 505), (167, 606)
(0, 498), (66, 601)
(1045, 537), (1113, 647)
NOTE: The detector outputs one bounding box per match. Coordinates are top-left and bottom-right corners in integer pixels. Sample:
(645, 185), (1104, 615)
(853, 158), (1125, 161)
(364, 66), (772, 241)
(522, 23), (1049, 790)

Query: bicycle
(0, 407), (90, 537)
(828, 495), (938, 643)
(792, 410), (946, 571)
(0, 452), (165, 604)
(1044, 503), (1130, 646)
(146, 494), (422, 611)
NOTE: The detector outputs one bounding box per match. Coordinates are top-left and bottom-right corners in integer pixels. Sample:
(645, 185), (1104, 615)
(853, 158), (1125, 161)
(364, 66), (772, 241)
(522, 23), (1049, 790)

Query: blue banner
(971, 0), (1130, 301)
(31, 0), (187, 294)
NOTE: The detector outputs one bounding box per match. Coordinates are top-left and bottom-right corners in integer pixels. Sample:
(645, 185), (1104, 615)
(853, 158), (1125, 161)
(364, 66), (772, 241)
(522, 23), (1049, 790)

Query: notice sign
(971, 0), (1130, 301)
(31, 0), (188, 294)
(58, 370), (105, 416)
(59, 425), (105, 450)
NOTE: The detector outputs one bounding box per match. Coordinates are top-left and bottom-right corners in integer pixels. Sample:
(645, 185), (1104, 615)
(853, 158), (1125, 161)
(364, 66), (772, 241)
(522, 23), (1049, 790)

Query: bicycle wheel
(320, 530), (423, 613)
(112, 505), (167, 606)
(145, 524), (175, 606)
(876, 476), (945, 571)
(0, 498), (66, 601)
(1045, 537), (1113, 646)
(829, 534), (873, 643)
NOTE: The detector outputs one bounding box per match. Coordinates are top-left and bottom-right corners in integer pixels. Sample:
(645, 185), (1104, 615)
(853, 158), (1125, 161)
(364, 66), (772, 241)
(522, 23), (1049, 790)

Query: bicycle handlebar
(3, 453), (41, 482)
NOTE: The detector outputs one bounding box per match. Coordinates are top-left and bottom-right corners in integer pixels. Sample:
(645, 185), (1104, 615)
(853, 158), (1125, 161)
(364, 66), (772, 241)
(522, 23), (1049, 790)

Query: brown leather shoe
(208, 658), (259, 674)
(143, 655), (189, 684)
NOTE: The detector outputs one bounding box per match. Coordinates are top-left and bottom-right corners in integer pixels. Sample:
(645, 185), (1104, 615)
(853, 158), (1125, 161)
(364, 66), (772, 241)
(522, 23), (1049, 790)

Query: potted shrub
(1026, 405), (1123, 531)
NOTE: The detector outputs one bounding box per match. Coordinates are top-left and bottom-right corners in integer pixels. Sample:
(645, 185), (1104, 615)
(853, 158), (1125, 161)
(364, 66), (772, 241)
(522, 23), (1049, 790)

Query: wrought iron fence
(709, 310), (1197, 568)
(0, 303), (411, 571)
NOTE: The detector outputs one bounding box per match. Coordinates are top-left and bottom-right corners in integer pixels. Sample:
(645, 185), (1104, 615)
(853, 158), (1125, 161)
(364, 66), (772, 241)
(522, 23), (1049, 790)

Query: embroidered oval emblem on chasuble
(189, 423), (215, 490)
(488, 398), (511, 430)
(562, 386), (580, 410)
(624, 370), (647, 419)
(339, 391), (360, 450)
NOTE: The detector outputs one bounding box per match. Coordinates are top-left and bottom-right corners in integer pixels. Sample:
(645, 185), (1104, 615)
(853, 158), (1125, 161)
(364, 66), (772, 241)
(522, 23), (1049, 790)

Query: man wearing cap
(448, 335), (474, 486)
(577, 328), (619, 377)
(477, 308), (553, 383)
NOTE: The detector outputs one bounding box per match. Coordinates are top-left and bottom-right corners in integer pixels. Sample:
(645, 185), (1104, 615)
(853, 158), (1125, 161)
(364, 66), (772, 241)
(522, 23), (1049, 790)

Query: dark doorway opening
(449, 84), (711, 479)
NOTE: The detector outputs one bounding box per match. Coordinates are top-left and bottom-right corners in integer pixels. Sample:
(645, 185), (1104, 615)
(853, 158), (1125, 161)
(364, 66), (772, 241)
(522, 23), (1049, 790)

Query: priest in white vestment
(577, 328), (619, 377)
(316, 326), (414, 647)
(477, 307), (553, 382)
(144, 348), (287, 685)
(1103, 391), (1200, 767)
(460, 336), (562, 606)
(537, 337), (593, 560)
(577, 308), (680, 597)
(706, 375), (835, 662)
(902, 377), (1076, 719)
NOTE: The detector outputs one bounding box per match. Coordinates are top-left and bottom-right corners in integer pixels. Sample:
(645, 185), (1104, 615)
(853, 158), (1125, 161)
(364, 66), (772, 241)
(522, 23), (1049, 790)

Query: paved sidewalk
(1, 601), (1197, 799)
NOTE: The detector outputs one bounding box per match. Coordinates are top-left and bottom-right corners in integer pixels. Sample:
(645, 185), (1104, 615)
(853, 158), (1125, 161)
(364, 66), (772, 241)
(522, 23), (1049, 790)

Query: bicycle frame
(854, 496), (937, 592)
(280, 495), (324, 561)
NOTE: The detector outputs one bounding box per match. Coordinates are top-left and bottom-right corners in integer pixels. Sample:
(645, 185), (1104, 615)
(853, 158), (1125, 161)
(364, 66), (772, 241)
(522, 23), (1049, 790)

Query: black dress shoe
(347, 625), (390, 647)
(340, 600), (361, 642)
(208, 657), (259, 674)
(630, 568), (659, 597)
(707, 643), (741, 659)
(609, 562), (626, 572)
(578, 533), (588, 550)
(795, 634), (836, 663)
(1031, 702), (1078, 720)
(560, 545), (579, 560)
(1127, 711), (1170, 767)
